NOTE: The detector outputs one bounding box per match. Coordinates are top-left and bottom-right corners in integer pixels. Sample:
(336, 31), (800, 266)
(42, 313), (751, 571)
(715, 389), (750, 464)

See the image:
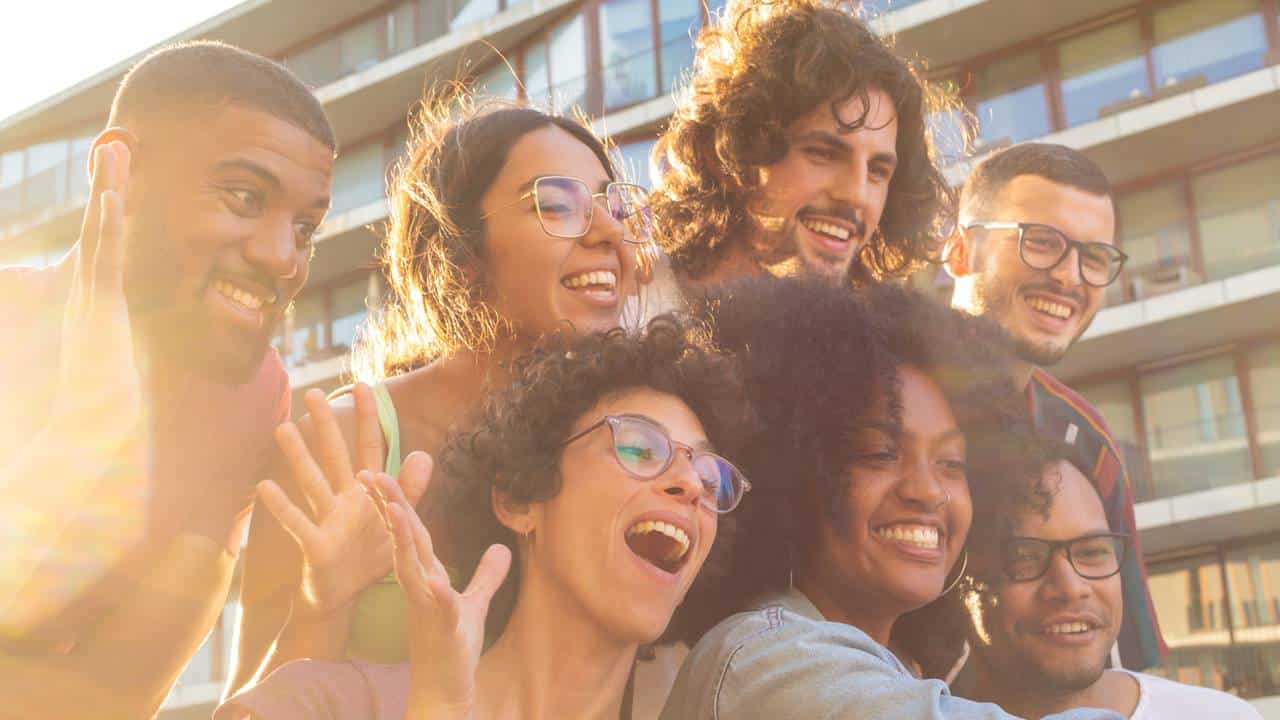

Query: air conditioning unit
(1130, 263), (1202, 300)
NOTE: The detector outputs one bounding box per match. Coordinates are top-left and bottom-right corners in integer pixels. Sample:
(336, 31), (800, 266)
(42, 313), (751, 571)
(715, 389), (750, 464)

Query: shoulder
(215, 659), (409, 720)
(1126, 671), (1262, 719)
(1032, 369), (1112, 430)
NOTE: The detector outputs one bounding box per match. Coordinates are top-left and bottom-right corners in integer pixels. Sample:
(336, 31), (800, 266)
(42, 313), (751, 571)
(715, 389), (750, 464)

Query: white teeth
(562, 270), (618, 290)
(1026, 296), (1072, 319)
(213, 279), (271, 311)
(875, 524), (940, 549)
(626, 520), (691, 562)
(801, 218), (852, 242)
(1045, 622), (1093, 635)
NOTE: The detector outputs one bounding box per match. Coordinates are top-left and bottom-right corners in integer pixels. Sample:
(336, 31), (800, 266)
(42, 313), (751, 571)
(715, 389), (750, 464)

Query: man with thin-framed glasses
(959, 449), (1260, 719)
(943, 142), (1166, 674)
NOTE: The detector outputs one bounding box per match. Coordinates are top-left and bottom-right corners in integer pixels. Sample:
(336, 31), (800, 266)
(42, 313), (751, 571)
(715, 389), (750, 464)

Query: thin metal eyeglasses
(561, 414), (752, 514)
(480, 175), (650, 243)
(963, 221), (1128, 288)
(1002, 532), (1130, 582)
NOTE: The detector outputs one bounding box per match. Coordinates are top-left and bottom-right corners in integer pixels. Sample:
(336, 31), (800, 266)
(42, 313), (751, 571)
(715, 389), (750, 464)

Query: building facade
(1, 0), (1278, 716)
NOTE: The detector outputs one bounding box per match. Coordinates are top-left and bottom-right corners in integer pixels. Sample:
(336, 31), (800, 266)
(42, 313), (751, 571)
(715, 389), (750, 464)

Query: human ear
(943, 226), (975, 280)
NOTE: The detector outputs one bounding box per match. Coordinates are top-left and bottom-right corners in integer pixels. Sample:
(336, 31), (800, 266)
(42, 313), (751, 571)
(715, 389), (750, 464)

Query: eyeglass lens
(609, 416), (743, 512)
(1019, 225), (1123, 286)
(533, 177), (649, 241)
(1005, 534), (1126, 581)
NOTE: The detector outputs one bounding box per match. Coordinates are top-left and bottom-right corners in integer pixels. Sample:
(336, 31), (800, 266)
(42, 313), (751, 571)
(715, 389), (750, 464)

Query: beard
(750, 211), (866, 284)
(971, 272), (1089, 367)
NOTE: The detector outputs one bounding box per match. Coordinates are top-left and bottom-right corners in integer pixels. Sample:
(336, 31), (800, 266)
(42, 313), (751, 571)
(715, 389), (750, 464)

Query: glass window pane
(69, 135), (93, 201)
(1148, 553), (1234, 692)
(417, 0), (451, 43)
(1153, 0), (1267, 88)
(0, 151), (23, 189)
(1116, 182), (1197, 299)
(283, 294), (326, 367)
(1223, 541), (1280, 697)
(972, 51), (1051, 145)
(333, 142), (387, 215)
(523, 40), (550, 107)
(286, 41), (341, 88)
(1140, 355), (1252, 498)
(1079, 378), (1152, 499)
(451, 0), (499, 30)
(601, 0), (659, 110)
(1249, 341), (1280, 478)
(339, 17), (382, 77)
(659, 0), (702, 93)
(616, 137), (657, 187)
(1059, 21), (1150, 126)
(476, 62), (519, 100)
(389, 2), (418, 55)
(548, 14), (588, 112)
(1193, 152), (1280, 280)
(331, 276), (371, 350)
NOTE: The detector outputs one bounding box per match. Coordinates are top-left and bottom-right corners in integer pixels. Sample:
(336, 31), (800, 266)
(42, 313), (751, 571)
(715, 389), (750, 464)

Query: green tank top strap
(371, 382), (402, 477)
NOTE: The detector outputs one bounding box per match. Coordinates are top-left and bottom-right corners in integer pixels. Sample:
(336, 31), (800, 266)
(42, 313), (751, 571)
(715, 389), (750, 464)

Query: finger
(257, 480), (323, 551)
(397, 451), (433, 508)
(463, 544), (512, 608)
(304, 389), (357, 492)
(91, 189), (126, 300)
(274, 422), (335, 518)
(375, 472), (439, 574)
(357, 471), (390, 529)
(351, 383), (385, 474)
(75, 145), (113, 294)
(426, 572), (461, 627)
(387, 503), (434, 601)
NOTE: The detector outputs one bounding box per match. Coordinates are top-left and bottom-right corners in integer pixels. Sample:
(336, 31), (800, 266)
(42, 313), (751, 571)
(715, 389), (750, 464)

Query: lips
(624, 514), (694, 576)
(1025, 294), (1075, 321)
(208, 275), (279, 329)
(560, 268), (619, 308)
(798, 213), (862, 256)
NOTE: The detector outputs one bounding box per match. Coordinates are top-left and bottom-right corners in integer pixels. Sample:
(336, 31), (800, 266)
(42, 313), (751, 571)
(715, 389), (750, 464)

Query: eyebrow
(792, 130), (898, 167)
(215, 157), (331, 210)
(515, 176), (610, 195)
(932, 428), (965, 447)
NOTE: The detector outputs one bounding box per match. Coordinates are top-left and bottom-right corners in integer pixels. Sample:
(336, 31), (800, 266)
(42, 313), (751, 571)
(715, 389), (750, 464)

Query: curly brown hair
(352, 91), (618, 380)
(439, 316), (752, 644)
(651, 0), (962, 284)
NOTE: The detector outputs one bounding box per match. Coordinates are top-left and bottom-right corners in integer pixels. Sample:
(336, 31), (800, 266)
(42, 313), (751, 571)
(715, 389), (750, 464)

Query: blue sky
(1, 1), (244, 123)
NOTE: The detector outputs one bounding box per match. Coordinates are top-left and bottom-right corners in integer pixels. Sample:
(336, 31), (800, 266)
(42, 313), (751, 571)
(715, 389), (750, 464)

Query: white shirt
(1120, 670), (1262, 720)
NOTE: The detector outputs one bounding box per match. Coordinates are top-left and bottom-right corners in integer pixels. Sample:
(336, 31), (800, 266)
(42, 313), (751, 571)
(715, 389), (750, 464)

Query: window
(282, 294), (326, 367)
(601, 0), (659, 110)
(476, 62), (519, 100)
(332, 142), (388, 215)
(523, 39), (551, 107)
(1152, 0), (1268, 88)
(927, 80), (970, 164)
(331, 276), (372, 350)
(1192, 152), (1280, 281)
(616, 137), (658, 187)
(659, 0), (702, 93)
(1078, 377), (1153, 498)
(1140, 355), (1252, 498)
(971, 51), (1051, 146)
(547, 13), (588, 112)
(1058, 20), (1149, 126)
(389, 2), (419, 55)
(451, 0), (500, 30)
(1115, 182), (1195, 301)
(24, 141), (69, 210)
(1248, 341), (1280, 478)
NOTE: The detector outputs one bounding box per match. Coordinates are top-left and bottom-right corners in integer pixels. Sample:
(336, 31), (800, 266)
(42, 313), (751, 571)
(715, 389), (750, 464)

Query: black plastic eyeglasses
(964, 221), (1128, 288)
(1002, 532), (1130, 582)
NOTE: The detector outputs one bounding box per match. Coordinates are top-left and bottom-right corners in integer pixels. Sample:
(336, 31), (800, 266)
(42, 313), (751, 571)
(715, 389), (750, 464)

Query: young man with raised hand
(961, 450), (1260, 719)
(0, 41), (334, 718)
(943, 142), (1165, 671)
(644, 0), (954, 304)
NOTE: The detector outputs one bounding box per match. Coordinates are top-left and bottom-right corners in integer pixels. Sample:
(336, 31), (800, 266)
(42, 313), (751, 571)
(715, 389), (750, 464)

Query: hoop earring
(940, 549), (968, 596)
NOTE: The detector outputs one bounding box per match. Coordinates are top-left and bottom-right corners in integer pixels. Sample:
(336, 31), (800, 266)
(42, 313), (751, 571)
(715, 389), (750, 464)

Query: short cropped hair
(108, 41), (335, 150)
(960, 142), (1111, 219)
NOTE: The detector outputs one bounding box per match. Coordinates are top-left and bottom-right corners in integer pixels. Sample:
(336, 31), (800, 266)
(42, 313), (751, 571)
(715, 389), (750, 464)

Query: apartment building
(1, 0), (1277, 717)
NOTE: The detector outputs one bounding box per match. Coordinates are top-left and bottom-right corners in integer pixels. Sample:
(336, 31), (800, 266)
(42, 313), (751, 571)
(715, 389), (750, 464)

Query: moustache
(1021, 281), (1086, 307)
(798, 205), (866, 240)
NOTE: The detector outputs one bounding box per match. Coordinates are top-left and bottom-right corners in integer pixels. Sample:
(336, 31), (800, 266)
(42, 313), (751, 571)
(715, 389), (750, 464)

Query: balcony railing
(0, 150), (89, 231)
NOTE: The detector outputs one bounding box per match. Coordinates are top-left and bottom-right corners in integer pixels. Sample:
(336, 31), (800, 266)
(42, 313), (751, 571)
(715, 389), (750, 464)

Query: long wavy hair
(651, 0), (965, 284)
(351, 92), (618, 381)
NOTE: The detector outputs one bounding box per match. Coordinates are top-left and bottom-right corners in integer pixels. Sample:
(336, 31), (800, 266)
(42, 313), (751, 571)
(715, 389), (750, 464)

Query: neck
(969, 656), (1135, 719)
(795, 573), (898, 648)
(476, 569), (635, 720)
(1010, 358), (1037, 393)
(950, 287), (1039, 392)
(674, 243), (766, 298)
(430, 341), (521, 409)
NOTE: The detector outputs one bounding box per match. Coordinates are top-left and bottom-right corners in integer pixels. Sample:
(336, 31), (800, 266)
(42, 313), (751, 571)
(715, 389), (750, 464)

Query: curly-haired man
(648, 0), (956, 296)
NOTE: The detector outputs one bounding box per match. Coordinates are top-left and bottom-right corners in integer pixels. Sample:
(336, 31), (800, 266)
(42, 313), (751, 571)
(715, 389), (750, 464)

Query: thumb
(464, 544), (512, 607)
(398, 451), (434, 507)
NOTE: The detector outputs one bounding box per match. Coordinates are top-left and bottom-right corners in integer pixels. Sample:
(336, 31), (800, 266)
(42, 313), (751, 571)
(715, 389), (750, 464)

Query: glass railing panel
(1153, 0), (1268, 88)
(658, 0), (701, 94)
(451, 0), (499, 31)
(1193, 152), (1280, 281)
(331, 277), (371, 351)
(1059, 20), (1149, 126)
(601, 0), (659, 111)
(331, 143), (387, 215)
(972, 50), (1051, 147)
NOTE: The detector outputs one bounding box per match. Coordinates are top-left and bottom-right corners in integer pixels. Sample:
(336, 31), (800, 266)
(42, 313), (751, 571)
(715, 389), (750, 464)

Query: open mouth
(873, 523), (941, 550)
(1040, 620), (1099, 636)
(799, 215), (858, 255)
(625, 519), (692, 575)
(561, 269), (618, 305)
(1025, 294), (1075, 322)
(212, 277), (277, 313)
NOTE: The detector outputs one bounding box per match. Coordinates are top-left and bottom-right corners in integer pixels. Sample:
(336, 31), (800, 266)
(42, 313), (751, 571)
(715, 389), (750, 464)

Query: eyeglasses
(963, 221), (1128, 288)
(561, 414), (751, 513)
(1002, 532), (1129, 582)
(480, 175), (650, 243)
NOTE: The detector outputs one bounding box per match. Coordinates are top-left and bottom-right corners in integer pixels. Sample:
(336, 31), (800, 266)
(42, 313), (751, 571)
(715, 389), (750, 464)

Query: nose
(896, 451), (950, 512)
(1041, 548), (1093, 601)
(245, 215), (300, 281)
(656, 448), (706, 508)
(829, 161), (871, 213)
(1047, 245), (1084, 289)
(578, 194), (626, 251)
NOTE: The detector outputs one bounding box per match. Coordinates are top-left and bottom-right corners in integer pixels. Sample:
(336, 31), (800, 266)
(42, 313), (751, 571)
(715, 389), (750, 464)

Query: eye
(803, 145), (837, 162)
(222, 186), (264, 214)
(938, 458), (968, 475)
(294, 221), (320, 251)
(869, 163), (894, 182)
(856, 448), (899, 467)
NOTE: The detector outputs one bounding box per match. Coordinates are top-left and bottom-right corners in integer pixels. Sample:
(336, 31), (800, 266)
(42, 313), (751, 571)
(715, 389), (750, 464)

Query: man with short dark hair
(0, 41), (334, 717)
(646, 0), (954, 302)
(944, 142), (1165, 671)
(962, 454), (1260, 719)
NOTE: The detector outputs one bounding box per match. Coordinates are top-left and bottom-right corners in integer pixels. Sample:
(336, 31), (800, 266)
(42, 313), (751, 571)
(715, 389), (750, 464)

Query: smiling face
(962, 175), (1116, 367)
(750, 88), (899, 282)
(520, 388), (719, 644)
(477, 125), (638, 343)
(803, 365), (971, 632)
(970, 459), (1123, 695)
(123, 105), (333, 383)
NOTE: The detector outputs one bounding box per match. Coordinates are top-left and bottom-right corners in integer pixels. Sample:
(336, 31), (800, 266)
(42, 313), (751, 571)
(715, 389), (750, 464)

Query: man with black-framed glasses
(943, 143), (1166, 674)
(960, 452), (1260, 719)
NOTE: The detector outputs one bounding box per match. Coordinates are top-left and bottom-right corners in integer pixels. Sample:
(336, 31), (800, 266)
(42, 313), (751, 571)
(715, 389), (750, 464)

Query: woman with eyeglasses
(225, 93), (656, 697)
(659, 277), (1122, 720)
(217, 318), (752, 719)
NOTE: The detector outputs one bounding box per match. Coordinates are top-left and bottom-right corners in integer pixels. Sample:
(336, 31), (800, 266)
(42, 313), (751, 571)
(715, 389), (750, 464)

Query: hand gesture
(366, 471), (511, 714)
(50, 141), (139, 437)
(257, 384), (428, 618)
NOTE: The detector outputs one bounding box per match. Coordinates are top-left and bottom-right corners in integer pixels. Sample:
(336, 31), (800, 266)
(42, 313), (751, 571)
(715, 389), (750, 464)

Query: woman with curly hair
(225, 90), (655, 695)
(218, 319), (753, 720)
(660, 277), (1118, 720)
(643, 0), (963, 308)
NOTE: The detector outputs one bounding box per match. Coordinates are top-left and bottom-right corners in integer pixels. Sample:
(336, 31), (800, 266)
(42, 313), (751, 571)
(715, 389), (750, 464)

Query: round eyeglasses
(561, 414), (751, 513)
(1002, 532), (1129, 582)
(480, 175), (651, 243)
(964, 221), (1128, 288)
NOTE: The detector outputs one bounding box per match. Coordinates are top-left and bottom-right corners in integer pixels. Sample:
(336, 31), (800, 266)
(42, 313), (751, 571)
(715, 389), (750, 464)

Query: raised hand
(366, 471), (511, 715)
(257, 384), (428, 618)
(49, 141), (139, 438)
